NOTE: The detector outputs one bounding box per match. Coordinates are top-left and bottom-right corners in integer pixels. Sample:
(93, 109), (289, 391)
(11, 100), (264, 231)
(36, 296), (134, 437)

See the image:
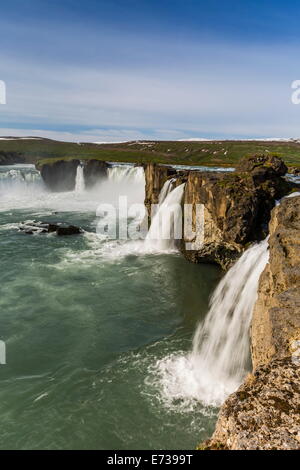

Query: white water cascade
(158, 178), (175, 205)
(107, 165), (145, 184)
(0, 164), (44, 197)
(75, 164), (85, 193)
(145, 183), (185, 251)
(152, 237), (270, 408)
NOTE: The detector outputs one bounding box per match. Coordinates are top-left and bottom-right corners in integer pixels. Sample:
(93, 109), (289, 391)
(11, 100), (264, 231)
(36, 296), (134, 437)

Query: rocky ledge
(0, 151), (25, 165)
(19, 221), (83, 236)
(144, 155), (293, 269)
(200, 358), (300, 450)
(37, 159), (109, 191)
(201, 195), (300, 450)
(37, 159), (80, 192)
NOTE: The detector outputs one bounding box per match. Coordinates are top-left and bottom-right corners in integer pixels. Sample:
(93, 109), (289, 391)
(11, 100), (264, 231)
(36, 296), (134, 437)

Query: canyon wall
(144, 155), (291, 268)
(0, 151), (25, 165)
(251, 196), (300, 369)
(144, 163), (178, 218)
(37, 159), (109, 191)
(201, 195), (300, 450)
(37, 159), (80, 192)
(83, 160), (108, 187)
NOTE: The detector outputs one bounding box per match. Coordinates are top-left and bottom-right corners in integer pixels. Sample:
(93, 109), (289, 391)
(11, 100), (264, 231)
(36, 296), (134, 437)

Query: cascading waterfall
(0, 165), (43, 194)
(190, 238), (269, 400)
(107, 165), (145, 184)
(145, 183), (185, 251)
(158, 178), (175, 205)
(152, 237), (270, 408)
(75, 164), (85, 193)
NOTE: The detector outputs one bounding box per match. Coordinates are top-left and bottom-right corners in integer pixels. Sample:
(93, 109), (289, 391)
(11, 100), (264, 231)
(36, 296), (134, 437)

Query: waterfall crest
(145, 183), (185, 251)
(107, 165), (145, 184)
(0, 165), (43, 194)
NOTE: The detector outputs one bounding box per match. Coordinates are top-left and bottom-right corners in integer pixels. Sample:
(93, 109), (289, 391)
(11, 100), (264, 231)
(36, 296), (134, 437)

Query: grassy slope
(0, 138), (300, 168)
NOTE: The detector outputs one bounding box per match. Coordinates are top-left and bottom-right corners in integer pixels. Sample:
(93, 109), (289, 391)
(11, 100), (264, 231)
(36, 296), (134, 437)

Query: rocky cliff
(83, 160), (108, 187)
(37, 159), (80, 191)
(251, 195), (300, 369)
(201, 195), (300, 450)
(0, 151), (25, 165)
(144, 155), (292, 269)
(144, 163), (178, 218)
(37, 159), (109, 191)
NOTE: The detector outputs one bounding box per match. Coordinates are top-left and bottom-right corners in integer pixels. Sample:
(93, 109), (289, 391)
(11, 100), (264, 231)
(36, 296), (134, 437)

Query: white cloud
(0, 38), (300, 138)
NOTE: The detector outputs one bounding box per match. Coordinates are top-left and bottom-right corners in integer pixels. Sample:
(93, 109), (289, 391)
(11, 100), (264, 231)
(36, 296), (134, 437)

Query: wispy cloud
(0, 3), (300, 140)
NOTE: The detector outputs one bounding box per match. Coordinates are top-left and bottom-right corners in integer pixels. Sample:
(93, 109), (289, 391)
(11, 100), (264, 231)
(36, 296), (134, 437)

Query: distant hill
(0, 137), (299, 168)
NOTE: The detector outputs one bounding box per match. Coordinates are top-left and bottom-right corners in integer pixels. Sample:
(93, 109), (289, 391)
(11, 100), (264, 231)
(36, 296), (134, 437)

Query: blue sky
(0, 0), (300, 141)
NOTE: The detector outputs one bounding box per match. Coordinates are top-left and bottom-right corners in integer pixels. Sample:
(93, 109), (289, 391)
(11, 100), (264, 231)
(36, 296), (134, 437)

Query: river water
(0, 164), (221, 450)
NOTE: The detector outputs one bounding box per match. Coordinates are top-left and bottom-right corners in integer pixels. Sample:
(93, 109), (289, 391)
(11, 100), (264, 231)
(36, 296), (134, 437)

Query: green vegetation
(0, 137), (300, 168)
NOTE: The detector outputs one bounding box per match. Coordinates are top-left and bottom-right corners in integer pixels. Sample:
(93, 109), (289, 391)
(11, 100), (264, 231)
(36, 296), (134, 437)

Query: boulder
(19, 221), (82, 236)
(37, 159), (79, 191)
(83, 160), (108, 187)
(237, 154), (288, 176)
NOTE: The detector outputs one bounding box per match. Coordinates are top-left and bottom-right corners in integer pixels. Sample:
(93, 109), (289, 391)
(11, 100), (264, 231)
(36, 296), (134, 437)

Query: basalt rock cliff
(201, 195), (300, 450)
(83, 160), (108, 187)
(0, 151), (25, 165)
(144, 155), (292, 269)
(37, 159), (80, 192)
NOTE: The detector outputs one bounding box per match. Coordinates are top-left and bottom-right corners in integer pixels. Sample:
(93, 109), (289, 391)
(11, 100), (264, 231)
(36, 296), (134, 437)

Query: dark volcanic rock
(19, 221), (82, 236)
(37, 159), (80, 191)
(289, 167), (300, 175)
(181, 166), (291, 268)
(143, 156), (293, 268)
(237, 154), (288, 176)
(83, 160), (108, 187)
(0, 151), (25, 165)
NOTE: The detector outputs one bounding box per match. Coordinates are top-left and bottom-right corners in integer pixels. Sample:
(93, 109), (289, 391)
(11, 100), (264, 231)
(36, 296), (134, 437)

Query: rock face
(236, 154), (287, 175)
(19, 221), (83, 236)
(0, 151), (25, 165)
(83, 160), (108, 187)
(289, 167), (300, 175)
(201, 195), (300, 450)
(144, 156), (292, 269)
(144, 163), (178, 218)
(251, 196), (300, 369)
(200, 358), (300, 450)
(37, 159), (80, 191)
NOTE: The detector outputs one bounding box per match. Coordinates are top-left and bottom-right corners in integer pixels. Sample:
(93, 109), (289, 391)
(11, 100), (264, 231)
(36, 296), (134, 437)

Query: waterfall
(107, 165), (144, 184)
(158, 179), (175, 205)
(152, 238), (269, 408)
(0, 165), (43, 193)
(145, 183), (185, 251)
(190, 238), (269, 399)
(75, 164), (85, 193)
